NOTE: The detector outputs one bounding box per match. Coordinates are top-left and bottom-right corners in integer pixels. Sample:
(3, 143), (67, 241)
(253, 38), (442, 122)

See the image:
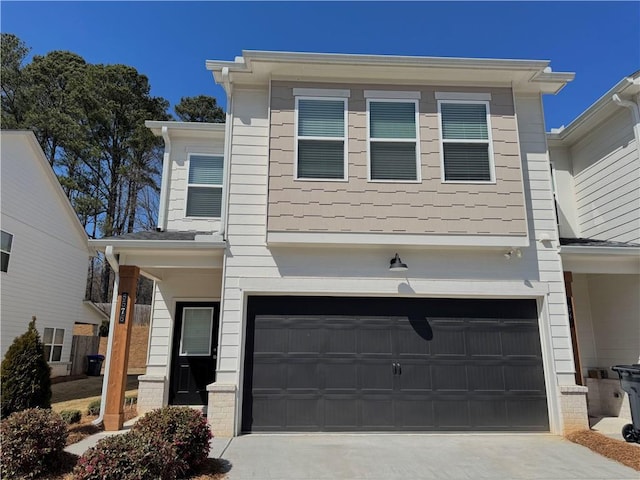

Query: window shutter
(441, 103), (488, 140)
(189, 155), (223, 184)
(298, 140), (344, 179)
(298, 100), (344, 137)
(443, 144), (491, 181)
(186, 187), (222, 217)
(371, 142), (417, 180)
(370, 102), (416, 139)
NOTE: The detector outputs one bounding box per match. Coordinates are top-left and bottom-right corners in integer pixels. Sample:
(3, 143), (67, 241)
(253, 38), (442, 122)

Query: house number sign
(119, 292), (128, 324)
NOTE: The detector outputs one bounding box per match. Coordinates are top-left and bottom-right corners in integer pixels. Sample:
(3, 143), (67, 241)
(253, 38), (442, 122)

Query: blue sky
(2, 1), (639, 129)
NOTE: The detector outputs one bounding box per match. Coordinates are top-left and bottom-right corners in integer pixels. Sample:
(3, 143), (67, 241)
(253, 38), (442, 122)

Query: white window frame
(437, 97), (496, 184)
(1, 230), (13, 273)
(366, 97), (421, 183)
(184, 153), (224, 218)
(179, 307), (214, 357)
(42, 327), (64, 363)
(294, 95), (349, 182)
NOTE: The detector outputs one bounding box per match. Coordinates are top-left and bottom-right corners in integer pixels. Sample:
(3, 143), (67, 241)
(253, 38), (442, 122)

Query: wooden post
(104, 265), (139, 431)
(564, 271), (584, 386)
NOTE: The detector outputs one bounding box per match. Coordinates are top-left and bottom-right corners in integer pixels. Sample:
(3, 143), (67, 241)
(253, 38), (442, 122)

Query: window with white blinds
(368, 100), (419, 181)
(180, 308), (214, 356)
(439, 101), (494, 182)
(295, 98), (347, 180)
(186, 154), (223, 217)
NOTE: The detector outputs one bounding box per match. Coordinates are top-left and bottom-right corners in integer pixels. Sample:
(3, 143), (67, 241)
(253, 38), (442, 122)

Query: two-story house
(548, 71), (640, 421)
(90, 51), (588, 436)
(1, 131), (103, 377)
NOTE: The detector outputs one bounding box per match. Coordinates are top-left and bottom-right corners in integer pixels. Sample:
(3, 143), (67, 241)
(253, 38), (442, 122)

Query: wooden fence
(69, 335), (100, 376)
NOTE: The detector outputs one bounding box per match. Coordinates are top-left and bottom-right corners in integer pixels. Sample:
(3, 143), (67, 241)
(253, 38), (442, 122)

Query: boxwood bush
(60, 409), (82, 424)
(86, 399), (101, 416)
(132, 406), (212, 472)
(73, 431), (178, 480)
(0, 408), (68, 479)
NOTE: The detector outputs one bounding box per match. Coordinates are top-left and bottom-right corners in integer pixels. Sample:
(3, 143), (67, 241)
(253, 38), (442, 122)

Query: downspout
(216, 67), (234, 238)
(612, 92), (640, 162)
(92, 245), (120, 426)
(156, 126), (172, 232)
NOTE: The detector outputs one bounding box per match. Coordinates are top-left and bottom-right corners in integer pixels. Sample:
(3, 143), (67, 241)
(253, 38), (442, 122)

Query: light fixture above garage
(389, 253), (408, 272)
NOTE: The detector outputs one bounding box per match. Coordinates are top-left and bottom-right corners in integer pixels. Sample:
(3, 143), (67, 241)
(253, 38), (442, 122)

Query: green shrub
(60, 409), (82, 424)
(86, 399), (101, 416)
(132, 406), (212, 472)
(0, 408), (68, 479)
(0, 317), (51, 418)
(98, 320), (109, 337)
(72, 431), (178, 480)
(124, 395), (137, 406)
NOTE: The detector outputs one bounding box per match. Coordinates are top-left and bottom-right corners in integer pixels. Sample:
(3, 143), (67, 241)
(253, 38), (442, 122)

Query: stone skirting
(559, 385), (589, 433)
(207, 383), (236, 437)
(137, 374), (166, 414)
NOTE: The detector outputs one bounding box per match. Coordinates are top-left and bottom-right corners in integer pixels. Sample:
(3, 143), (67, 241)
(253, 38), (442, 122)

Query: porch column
(104, 265), (139, 431)
(563, 271), (584, 385)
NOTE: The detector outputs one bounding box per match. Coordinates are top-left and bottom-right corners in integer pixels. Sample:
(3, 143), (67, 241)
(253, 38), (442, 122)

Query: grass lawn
(51, 374), (139, 413)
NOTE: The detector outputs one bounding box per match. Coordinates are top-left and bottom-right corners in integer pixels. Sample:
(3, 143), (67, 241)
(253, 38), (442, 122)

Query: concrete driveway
(210, 434), (637, 480)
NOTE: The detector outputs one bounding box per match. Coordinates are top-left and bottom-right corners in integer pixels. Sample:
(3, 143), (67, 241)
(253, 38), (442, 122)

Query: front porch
(89, 231), (225, 431)
(561, 239), (640, 421)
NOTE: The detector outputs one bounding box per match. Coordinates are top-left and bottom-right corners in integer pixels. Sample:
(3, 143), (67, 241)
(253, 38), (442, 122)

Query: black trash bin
(86, 354), (105, 376)
(611, 364), (640, 443)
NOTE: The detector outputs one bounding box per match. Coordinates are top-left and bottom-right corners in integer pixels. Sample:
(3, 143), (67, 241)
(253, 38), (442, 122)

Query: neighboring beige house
(0, 131), (102, 377)
(91, 50), (593, 437)
(548, 71), (640, 420)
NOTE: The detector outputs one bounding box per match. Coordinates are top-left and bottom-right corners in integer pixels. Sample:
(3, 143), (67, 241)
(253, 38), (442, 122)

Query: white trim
(294, 96), (348, 181)
(184, 153), (224, 219)
(267, 231), (529, 247)
(1, 229), (13, 273)
(435, 91), (492, 101)
(559, 245), (640, 256)
(42, 326), (65, 363)
(178, 307), (215, 357)
(366, 97), (421, 183)
(537, 295), (562, 434)
(292, 87), (350, 98)
(364, 90), (421, 100)
(437, 99), (496, 184)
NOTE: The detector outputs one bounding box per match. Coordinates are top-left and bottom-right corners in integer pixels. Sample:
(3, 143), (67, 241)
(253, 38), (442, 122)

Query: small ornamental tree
(0, 316), (52, 418)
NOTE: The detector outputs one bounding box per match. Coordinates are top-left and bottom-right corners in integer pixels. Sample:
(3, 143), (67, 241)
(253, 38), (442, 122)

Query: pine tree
(0, 316), (52, 418)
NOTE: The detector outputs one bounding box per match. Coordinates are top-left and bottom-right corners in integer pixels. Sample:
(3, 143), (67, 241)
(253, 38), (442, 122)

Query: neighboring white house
(0, 131), (101, 377)
(91, 50), (594, 437)
(548, 71), (640, 420)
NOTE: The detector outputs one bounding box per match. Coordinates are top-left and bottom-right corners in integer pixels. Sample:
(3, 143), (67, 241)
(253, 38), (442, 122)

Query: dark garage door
(242, 297), (548, 432)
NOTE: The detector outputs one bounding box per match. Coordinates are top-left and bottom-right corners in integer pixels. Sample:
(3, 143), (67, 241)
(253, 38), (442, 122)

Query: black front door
(170, 302), (219, 405)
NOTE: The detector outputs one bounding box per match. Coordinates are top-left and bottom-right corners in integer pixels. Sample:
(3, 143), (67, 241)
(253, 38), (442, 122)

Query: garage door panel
(504, 365), (546, 392)
(324, 362), (358, 391)
(361, 396), (394, 428)
(359, 362), (394, 391)
(507, 398), (550, 429)
(433, 365), (468, 391)
(324, 396), (359, 428)
(467, 365), (506, 391)
(243, 298), (548, 432)
(434, 399), (470, 428)
(396, 399), (435, 427)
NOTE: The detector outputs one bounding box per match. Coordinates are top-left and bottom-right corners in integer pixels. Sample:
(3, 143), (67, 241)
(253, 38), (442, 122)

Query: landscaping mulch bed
(566, 430), (640, 471)
(46, 455), (229, 480)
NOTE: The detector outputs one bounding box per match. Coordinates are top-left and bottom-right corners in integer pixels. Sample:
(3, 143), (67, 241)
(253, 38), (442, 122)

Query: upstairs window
(1, 230), (13, 273)
(43, 327), (64, 362)
(295, 97), (347, 180)
(367, 97), (420, 182)
(186, 154), (223, 217)
(438, 98), (494, 182)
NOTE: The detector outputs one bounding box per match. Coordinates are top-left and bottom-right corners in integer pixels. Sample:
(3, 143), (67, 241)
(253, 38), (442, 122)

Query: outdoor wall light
(389, 253), (408, 271)
(504, 249), (522, 259)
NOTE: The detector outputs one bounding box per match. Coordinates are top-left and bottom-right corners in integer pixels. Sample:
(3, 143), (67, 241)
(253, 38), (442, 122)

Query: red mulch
(566, 429), (640, 471)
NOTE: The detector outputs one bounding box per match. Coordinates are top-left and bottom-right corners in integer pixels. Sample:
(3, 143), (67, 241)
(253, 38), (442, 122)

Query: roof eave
(559, 245), (640, 256)
(88, 239), (227, 251)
